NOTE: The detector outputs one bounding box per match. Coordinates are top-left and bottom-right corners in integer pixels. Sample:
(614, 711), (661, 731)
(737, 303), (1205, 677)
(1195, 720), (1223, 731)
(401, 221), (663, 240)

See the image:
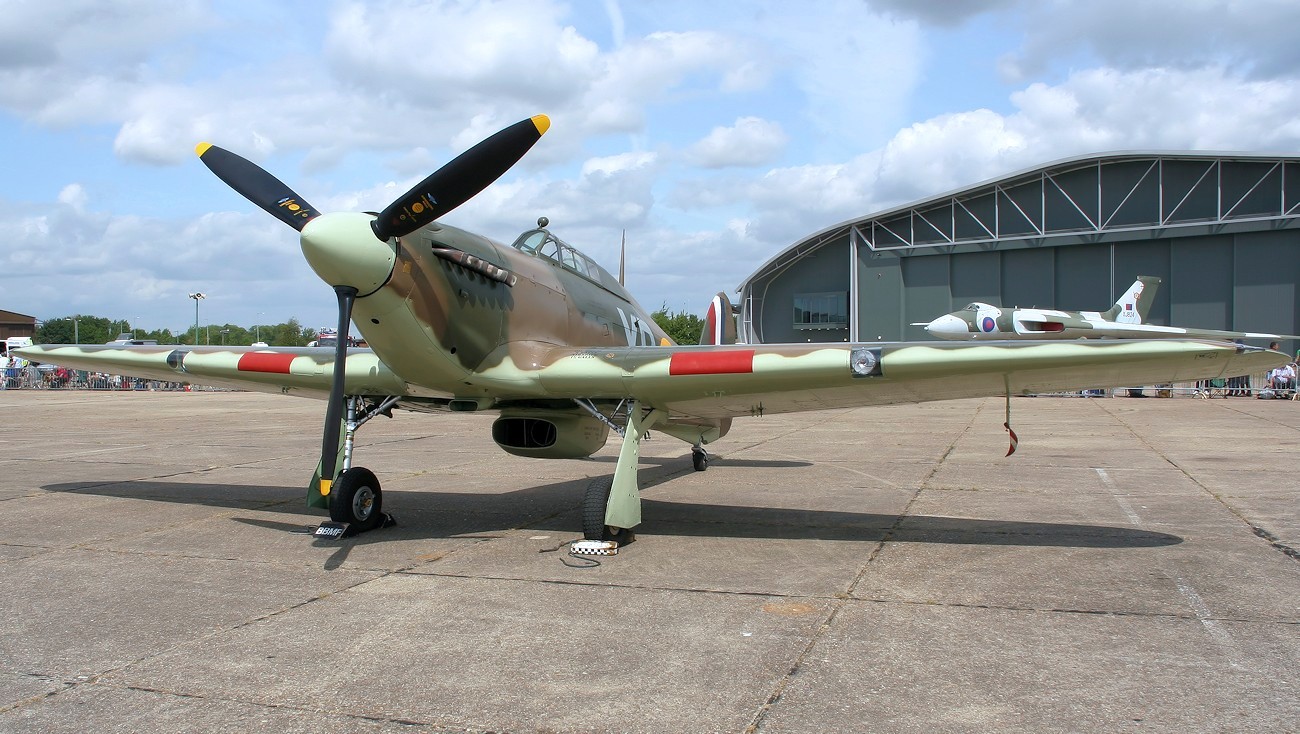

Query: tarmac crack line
(852, 595), (1297, 625)
(111, 685), (470, 727)
(1094, 401), (1300, 565)
(400, 570), (1300, 630)
(741, 400), (986, 734)
(0, 569), (405, 720)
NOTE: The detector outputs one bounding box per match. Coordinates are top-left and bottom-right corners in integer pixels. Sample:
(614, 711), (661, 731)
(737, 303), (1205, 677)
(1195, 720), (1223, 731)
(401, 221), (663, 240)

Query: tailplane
(699, 292), (738, 345)
(1105, 276), (1161, 324)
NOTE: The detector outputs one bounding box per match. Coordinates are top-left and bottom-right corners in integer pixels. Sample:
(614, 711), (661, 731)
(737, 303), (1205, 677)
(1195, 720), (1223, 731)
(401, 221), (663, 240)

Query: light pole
(188, 293), (206, 346)
(133, 316), (140, 339)
(73, 314), (80, 345)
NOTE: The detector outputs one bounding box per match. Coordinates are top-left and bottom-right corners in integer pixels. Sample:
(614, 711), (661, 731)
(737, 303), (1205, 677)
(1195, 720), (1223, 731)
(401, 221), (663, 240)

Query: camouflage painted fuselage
(353, 222), (669, 401)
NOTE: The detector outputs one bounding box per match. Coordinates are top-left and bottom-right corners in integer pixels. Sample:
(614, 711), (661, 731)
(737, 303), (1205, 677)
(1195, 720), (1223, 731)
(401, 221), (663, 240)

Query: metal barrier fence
(1024, 370), (1296, 399)
(2, 367), (216, 392)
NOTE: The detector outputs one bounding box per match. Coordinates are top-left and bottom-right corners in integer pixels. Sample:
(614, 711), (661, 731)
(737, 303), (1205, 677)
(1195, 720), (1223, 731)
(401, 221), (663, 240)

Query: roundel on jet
(981, 316), (996, 332)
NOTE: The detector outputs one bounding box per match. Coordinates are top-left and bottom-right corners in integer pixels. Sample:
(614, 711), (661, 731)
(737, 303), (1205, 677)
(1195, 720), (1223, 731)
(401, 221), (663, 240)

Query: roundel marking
(981, 316), (996, 332)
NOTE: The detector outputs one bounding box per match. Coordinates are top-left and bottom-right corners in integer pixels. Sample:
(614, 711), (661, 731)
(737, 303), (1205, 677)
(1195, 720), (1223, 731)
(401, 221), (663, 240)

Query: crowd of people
(1225, 341), (1299, 398)
(1, 354), (189, 391)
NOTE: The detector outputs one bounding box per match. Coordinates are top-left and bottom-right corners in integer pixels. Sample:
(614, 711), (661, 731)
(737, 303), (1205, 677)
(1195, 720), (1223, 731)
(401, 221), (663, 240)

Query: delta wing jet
(921, 276), (1300, 342)
(18, 117), (1287, 550)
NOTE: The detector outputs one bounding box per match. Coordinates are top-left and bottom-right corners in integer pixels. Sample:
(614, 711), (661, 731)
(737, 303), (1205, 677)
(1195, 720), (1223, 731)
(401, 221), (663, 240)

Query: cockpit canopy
(509, 221), (631, 300)
(511, 228), (605, 279)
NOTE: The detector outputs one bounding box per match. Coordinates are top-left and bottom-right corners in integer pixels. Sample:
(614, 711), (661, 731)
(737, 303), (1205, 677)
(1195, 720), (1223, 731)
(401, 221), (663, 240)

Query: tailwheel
(581, 475), (629, 543)
(692, 446), (709, 472)
(329, 466), (384, 532)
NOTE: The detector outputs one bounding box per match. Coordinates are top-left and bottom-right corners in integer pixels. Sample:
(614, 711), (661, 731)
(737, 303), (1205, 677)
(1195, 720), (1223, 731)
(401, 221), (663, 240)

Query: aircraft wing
(1082, 322), (1300, 341)
(14, 344), (410, 399)
(530, 339), (1284, 419)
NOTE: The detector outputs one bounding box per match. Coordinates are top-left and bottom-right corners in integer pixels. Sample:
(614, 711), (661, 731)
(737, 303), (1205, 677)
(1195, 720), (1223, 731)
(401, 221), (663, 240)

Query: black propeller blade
(371, 115), (550, 241)
(195, 143), (320, 231)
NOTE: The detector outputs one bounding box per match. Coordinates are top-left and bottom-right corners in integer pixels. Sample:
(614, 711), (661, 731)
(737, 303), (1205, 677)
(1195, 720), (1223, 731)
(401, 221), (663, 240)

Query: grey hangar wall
(737, 153), (1300, 355)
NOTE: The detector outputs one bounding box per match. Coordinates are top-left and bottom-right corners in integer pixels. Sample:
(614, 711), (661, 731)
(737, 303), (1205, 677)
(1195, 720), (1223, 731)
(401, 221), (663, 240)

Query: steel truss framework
(860, 154), (1300, 250)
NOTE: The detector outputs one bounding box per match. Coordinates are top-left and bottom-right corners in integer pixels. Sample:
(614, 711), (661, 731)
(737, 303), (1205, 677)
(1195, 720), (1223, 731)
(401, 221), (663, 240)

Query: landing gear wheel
(692, 446), (709, 472)
(582, 475), (628, 542)
(329, 467), (383, 532)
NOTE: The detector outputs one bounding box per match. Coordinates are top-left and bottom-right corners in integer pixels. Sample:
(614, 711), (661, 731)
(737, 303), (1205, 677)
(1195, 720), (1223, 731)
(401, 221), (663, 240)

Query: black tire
(692, 447), (709, 472)
(329, 467), (383, 531)
(582, 475), (627, 541)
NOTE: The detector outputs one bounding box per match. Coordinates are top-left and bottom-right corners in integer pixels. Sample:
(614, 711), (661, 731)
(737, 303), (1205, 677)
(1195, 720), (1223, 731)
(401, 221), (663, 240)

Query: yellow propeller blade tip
(195, 142), (212, 157)
(530, 115), (551, 135)
(319, 478), (331, 496)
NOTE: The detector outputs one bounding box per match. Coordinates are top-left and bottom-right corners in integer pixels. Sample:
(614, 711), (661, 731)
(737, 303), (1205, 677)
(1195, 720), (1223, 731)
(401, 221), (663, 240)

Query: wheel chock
(314, 521), (349, 540)
(312, 513), (396, 541)
(570, 539), (619, 556)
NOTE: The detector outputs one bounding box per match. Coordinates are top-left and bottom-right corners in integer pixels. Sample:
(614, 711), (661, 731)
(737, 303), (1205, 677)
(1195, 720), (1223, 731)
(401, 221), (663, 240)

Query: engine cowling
(491, 411), (610, 459)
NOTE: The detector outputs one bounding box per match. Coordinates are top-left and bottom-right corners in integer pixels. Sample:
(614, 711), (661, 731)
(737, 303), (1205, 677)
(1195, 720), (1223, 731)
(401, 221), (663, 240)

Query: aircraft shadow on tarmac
(43, 461), (1182, 551)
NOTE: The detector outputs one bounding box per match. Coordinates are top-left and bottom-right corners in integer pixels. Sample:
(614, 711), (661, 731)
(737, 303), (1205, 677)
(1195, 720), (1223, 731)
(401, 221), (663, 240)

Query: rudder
(1105, 276), (1161, 324)
(699, 292), (738, 345)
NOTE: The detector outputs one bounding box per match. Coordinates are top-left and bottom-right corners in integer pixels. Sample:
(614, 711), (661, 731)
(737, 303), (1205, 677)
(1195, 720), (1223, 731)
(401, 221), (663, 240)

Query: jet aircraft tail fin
(1104, 276), (1161, 324)
(699, 292), (738, 345)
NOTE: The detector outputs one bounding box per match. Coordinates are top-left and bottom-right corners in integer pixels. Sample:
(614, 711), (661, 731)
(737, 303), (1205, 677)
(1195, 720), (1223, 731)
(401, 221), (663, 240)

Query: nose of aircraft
(925, 314), (971, 338)
(300, 212), (397, 295)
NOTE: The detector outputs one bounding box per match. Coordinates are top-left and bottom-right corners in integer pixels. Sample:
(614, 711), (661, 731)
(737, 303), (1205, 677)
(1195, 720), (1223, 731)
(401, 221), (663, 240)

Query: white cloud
(741, 2), (924, 151)
(688, 117), (788, 169)
(828, 65), (1300, 217)
(0, 0), (209, 70)
(9, 0), (1300, 331)
(867, 0), (1016, 26)
(580, 152), (657, 177)
(57, 183), (87, 210)
(1004, 0), (1300, 81)
(324, 0), (600, 109)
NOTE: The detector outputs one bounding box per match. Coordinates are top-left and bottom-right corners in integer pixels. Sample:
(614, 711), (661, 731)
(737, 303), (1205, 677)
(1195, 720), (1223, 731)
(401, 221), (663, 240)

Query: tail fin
(699, 292), (738, 345)
(1105, 276), (1161, 324)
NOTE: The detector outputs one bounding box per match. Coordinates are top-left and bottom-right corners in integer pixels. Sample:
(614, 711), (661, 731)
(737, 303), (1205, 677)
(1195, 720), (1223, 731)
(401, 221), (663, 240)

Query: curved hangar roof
(738, 151), (1300, 292)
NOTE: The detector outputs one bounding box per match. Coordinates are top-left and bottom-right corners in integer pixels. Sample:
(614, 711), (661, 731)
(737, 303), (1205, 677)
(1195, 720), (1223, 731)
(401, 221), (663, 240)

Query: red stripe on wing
(237, 352), (296, 374)
(669, 349), (754, 376)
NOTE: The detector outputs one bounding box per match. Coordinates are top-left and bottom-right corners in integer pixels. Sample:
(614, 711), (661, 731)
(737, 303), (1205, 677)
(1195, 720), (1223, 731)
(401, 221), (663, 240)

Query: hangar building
(0, 309), (37, 343)
(737, 152), (1300, 355)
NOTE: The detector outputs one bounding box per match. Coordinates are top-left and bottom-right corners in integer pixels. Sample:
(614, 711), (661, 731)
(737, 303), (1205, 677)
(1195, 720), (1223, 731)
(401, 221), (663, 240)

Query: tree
(651, 305), (705, 345)
(33, 314), (318, 346)
(36, 316), (117, 345)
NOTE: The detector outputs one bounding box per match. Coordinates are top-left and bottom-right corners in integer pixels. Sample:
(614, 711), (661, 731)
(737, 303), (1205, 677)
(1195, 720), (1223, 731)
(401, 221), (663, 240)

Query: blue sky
(4, 0), (1300, 337)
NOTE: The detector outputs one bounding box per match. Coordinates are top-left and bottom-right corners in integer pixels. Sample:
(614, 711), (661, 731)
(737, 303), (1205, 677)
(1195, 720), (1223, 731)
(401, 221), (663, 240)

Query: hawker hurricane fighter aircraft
(921, 276), (1300, 342)
(18, 117), (1287, 551)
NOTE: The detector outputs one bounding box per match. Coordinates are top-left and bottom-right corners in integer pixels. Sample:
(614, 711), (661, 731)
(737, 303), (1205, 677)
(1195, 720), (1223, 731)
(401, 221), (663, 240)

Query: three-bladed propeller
(196, 115), (550, 517)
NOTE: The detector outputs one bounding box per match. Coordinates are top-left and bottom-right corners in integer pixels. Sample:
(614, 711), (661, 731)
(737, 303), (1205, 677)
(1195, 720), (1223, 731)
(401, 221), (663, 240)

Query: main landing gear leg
(313, 395), (400, 540)
(574, 402), (664, 555)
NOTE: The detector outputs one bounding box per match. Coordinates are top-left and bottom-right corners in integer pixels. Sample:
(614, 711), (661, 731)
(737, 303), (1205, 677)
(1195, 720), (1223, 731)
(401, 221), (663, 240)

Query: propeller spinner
(196, 115), (550, 528)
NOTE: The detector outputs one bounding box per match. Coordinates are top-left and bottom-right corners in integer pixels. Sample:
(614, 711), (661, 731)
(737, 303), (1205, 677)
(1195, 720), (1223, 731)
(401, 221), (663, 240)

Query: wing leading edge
(14, 344), (409, 399)
(20, 340), (1285, 419)
(529, 340), (1285, 418)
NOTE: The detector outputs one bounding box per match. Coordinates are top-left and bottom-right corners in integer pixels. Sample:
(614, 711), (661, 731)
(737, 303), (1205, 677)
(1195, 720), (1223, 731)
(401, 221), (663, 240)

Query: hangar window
(793, 292), (848, 330)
